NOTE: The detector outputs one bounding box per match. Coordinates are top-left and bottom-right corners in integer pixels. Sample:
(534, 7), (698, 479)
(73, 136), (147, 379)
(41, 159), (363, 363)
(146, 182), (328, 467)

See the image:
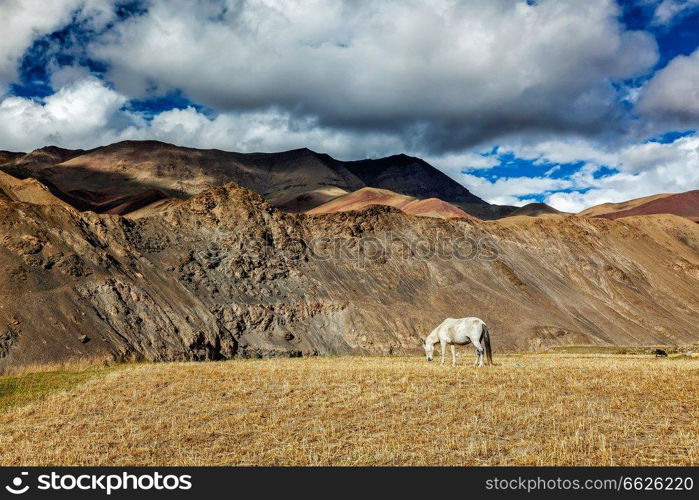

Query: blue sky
(0, 0), (698, 211)
(619, 0), (699, 67)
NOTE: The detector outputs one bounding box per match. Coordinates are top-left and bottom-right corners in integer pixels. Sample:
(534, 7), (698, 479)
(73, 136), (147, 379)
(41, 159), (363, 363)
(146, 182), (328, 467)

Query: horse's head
(423, 341), (434, 361)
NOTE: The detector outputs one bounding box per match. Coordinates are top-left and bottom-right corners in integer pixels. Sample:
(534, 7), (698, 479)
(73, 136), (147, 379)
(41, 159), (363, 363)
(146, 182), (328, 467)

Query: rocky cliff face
(1, 182), (698, 372)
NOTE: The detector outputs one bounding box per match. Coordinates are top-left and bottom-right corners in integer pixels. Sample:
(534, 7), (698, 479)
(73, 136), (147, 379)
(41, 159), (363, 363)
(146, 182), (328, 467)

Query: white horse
(423, 317), (493, 367)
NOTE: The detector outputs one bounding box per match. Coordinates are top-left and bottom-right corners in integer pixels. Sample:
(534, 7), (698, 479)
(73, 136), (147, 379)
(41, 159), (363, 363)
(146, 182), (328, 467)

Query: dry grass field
(0, 354), (697, 466)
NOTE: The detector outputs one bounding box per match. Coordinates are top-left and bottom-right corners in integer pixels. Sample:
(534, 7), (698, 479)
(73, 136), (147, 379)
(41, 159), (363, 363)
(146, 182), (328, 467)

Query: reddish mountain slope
(401, 198), (472, 219)
(307, 187), (472, 219)
(595, 190), (699, 222)
(307, 187), (414, 213)
(578, 193), (673, 217)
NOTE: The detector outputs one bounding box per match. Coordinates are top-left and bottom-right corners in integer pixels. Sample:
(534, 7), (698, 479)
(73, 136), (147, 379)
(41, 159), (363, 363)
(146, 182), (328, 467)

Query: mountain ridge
(590, 190), (699, 223)
(0, 140), (513, 219)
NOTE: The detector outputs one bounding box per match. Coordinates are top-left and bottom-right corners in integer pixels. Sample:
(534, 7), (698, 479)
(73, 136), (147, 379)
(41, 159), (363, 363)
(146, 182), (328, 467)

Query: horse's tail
(482, 323), (493, 365)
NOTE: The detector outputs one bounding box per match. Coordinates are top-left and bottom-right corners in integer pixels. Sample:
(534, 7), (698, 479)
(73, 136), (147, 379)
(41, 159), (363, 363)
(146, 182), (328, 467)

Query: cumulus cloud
(637, 48), (699, 124)
(90, 0), (657, 153)
(0, 78), (128, 150)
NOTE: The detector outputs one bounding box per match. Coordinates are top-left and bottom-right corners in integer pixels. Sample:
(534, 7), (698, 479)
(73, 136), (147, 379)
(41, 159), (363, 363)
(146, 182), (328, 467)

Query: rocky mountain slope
(0, 171), (71, 208)
(0, 151), (24, 164)
(0, 141), (516, 219)
(1, 179), (698, 372)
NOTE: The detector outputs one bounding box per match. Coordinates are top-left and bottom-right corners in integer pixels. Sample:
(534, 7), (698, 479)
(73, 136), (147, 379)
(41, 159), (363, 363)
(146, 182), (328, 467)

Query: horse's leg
(472, 339), (485, 367)
(451, 344), (456, 367)
(440, 340), (446, 365)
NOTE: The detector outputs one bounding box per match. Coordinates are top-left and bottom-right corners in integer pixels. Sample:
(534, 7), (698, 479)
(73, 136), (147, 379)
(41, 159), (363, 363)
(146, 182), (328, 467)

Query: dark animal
(653, 349), (668, 357)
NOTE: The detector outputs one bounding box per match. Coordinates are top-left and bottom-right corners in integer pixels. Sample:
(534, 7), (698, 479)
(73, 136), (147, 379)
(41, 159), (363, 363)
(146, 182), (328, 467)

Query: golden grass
(0, 354), (697, 466)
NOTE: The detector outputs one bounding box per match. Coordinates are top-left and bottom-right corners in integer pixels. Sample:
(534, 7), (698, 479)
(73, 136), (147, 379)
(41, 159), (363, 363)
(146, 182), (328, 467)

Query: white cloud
(454, 173), (573, 207)
(652, 0), (699, 25)
(504, 133), (699, 212)
(545, 190), (618, 213)
(0, 78), (127, 150)
(637, 48), (699, 124)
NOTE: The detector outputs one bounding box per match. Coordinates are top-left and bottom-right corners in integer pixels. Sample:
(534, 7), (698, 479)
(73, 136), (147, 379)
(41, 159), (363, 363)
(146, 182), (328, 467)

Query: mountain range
(0, 141), (511, 219)
(3, 141), (697, 223)
(0, 140), (698, 371)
